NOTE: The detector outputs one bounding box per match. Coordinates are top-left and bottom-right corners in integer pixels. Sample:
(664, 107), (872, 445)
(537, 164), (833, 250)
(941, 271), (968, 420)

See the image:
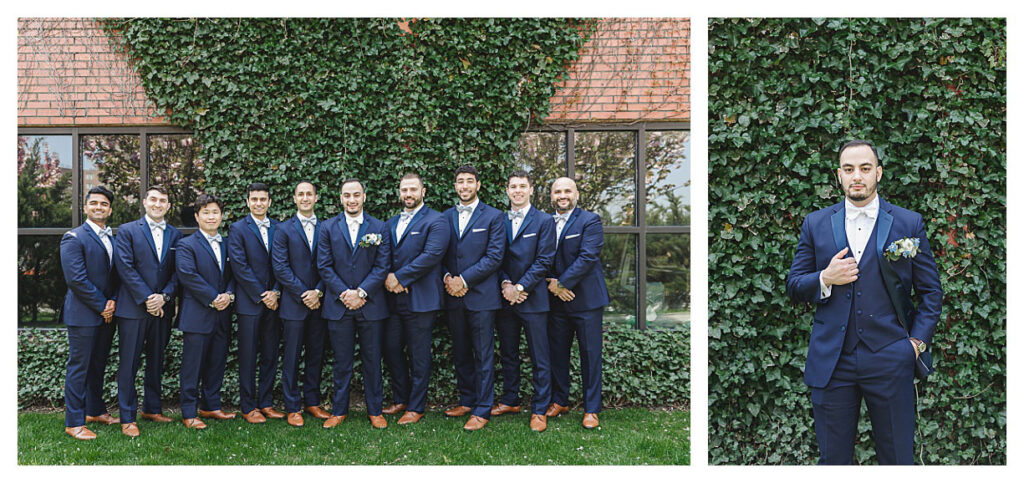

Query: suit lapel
(246, 216), (269, 251)
(450, 208), (461, 240)
(462, 203), (485, 239)
(514, 208), (535, 242)
(395, 208), (426, 248)
(875, 199), (894, 261)
(82, 224), (109, 261)
(352, 218), (369, 255)
(312, 219), (321, 253)
(558, 208), (580, 246)
(830, 206), (847, 254)
(505, 213), (513, 244)
(267, 221), (276, 253)
(339, 217), (354, 251)
(139, 218), (161, 263)
(196, 234), (222, 275)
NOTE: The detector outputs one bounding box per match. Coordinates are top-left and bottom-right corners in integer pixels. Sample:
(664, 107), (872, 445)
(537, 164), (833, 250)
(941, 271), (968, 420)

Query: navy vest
(841, 217), (905, 353)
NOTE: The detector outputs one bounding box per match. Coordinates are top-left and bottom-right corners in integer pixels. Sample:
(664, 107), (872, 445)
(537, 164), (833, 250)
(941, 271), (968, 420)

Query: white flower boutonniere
(359, 233), (382, 248)
(885, 237), (920, 262)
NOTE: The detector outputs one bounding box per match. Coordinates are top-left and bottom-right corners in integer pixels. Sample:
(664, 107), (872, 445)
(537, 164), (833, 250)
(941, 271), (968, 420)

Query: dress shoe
(287, 412), (304, 427)
(368, 415), (387, 429)
(396, 411), (423, 425)
(323, 415), (345, 428)
(530, 414), (548, 432)
(242, 410), (266, 424)
(65, 425), (96, 440)
(582, 413), (599, 429)
(85, 413), (119, 425)
(140, 411), (173, 423)
(463, 415), (488, 431)
(305, 405), (331, 419)
(490, 404), (521, 416)
(198, 409), (236, 420)
(260, 407), (285, 419)
(444, 405), (472, 417)
(121, 422), (140, 437)
(382, 403), (407, 415)
(544, 403), (569, 417)
(182, 418), (207, 429)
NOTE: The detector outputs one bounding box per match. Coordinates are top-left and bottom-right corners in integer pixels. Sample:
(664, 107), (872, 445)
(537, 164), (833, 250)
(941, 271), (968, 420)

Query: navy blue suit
(786, 197), (943, 465)
(112, 216), (182, 423)
(548, 207), (609, 414)
(496, 206), (555, 414)
(228, 215), (282, 414)
(382, 205), (449, 414)
(175, 231), (235, 419)
(317, 213), (391, 416)
(60, 223), (118, 427)
(271, 215), (327, 412)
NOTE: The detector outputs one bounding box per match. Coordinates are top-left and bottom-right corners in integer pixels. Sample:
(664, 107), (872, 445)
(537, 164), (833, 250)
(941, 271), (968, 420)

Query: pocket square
(523, 233), (537, 238)
(410, 231), (421, 236)
(564, 233), (580, 239)
(471, 228), (486, 233)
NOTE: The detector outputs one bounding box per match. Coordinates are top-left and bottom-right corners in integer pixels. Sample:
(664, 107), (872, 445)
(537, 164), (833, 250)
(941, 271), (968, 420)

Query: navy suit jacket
(499, 206), (555, 314)
(317, 213), (392, 321)
(271, 215), (325, 321)
(443, 201), (507, 311)
(175, 231), (235, 334)
(786, 197), (943, 387)
(228, 215), (280, 316)
(59, 223), (119, 327)
(549, 207), (610, 313)
(112, 216), (182, 320)
(385, 205), (450, 313)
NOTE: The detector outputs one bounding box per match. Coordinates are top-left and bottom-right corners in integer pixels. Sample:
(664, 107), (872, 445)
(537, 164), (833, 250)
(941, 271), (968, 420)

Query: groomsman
(227, 182), (281, 424)
(113, 185), (181, 437)
(271, 181), (330, 427)
(494, 170), (555, 432)
(176, 194), (235, 429)
(316, 179), (391, 429)
(545, 177), (609, 429)
(60, 186), (120, 440)
(382, 173), (450, 425)
(442, 165), (506, 431)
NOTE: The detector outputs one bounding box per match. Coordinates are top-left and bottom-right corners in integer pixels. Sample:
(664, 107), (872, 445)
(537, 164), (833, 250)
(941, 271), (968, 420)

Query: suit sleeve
(316, 222), (346, 299)
(175, 240), (220, 306)
(359, 228), (392, 294)
(272, 228), (308, 298)
(518, 216), (555, 292)
(395, 216), (450, 287)
(112, 225), (154, 306)
(228, 223), (266, 304)
(460, 212), (507, 286)
(786, 215), (825, 304)
(558, 215), (603, 290)
(59, 232), (107, 314)
(908, 214), (943, 345)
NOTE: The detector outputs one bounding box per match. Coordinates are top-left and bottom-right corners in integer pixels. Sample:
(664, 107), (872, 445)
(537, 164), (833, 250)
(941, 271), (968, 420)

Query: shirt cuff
(819, 272), (832, 299)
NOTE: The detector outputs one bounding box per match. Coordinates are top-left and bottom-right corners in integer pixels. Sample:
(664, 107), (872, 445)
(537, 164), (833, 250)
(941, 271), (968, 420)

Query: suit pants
(327, 312), (384, 416)
(811, 338), (917, 465)
(281, 313), (327, 413)
(382, 300), (435, 413)
(116, 314), (171, 423)
(549, 308), (603, 414)
(179, 315), (230, 419)
(447, 303), (496, 419)
(496, 309), (552, 414)
(236, 309), (281, 412)
(64, 323), (116, 427)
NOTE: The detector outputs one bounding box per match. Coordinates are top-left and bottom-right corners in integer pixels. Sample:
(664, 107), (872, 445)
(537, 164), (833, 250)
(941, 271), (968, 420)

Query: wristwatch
(161, 293), (171, 303)
(515, 284), (525, 292)
(357, 288), (368, 299)
(316, 289), (324, 298)
(228, 293), (235, 303)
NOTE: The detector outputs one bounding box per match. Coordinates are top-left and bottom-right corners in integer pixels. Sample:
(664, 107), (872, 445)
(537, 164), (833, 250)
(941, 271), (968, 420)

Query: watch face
(515, 284), (524, 292)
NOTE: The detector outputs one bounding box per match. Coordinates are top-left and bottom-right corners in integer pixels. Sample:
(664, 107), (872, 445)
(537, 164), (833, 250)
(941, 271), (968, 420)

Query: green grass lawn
(19, 408), (688, 465)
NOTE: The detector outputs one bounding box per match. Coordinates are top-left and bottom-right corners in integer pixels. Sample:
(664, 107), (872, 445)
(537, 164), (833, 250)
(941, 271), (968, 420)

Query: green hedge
(17, 324), (689, 410)
(708, 18), (1005, 464)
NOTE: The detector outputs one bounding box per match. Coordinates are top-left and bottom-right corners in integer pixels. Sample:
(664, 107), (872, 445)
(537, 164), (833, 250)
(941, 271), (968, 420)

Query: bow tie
(846, 205), (878, 221)
(347, 216), (363, 226)
(457, 205), (474, 215)
(148, 220), (166, 231)
(553, 213), (570, 224)
(254, 218), (270, 229)
(299, 215), (317, 228)
(399, 211), (414, 223)
(204, 233), (223, 244)
(508, 210), (525, 221)
(98, 226), (112, 238)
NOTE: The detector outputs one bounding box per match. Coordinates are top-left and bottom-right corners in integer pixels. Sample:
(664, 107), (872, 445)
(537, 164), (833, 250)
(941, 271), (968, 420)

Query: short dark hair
(400, 172), (423, 186)
(454, 164), (479, 181)
(507, 169), (532, 186)
(341, 178), (365, 192)
(294, 180), (317, 194)
(85, 185), (114, 204)
(839, 140), (881, 166)
(146, 185), (169, 197)
(193, 193), (223, 213)
(247, 182), (270, 197)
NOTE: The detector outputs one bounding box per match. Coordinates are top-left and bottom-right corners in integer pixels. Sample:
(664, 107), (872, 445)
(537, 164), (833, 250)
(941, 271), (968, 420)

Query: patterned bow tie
(204, 233), (223, 244)
(98, 226), (112, 238)
(553, 213), (570, 224)
(508, 210), (525, 221)
(846, 205), (878, 221)
(148, 220), (166, 231)
(457, 205), (474, 215)
(399, 211), (414, 223)
(254, 218), (270, 229)
(299, 215), (317, 228)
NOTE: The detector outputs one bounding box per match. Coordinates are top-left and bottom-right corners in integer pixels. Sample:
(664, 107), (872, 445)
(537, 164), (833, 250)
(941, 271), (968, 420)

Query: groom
(786, 140), (943, 465)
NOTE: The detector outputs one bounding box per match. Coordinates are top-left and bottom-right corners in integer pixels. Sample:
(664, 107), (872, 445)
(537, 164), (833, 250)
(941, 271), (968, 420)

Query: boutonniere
(885, 237), (920, 262)
(359, 233), (382, 248)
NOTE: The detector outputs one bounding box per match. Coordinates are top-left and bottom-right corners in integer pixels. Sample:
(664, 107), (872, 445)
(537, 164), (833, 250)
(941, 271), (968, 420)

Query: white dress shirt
(145, 215), (166, 262)
(203, 231), (223, 271)
(554, 210), (571, 247)
(85, 219), (113, 261)
(509, 204), (530, 239)
(252, 213), (270, 251)
(820, 196), (879, 299)
(297, 212), (317, 251)
(456, 198), (480, 237)
(396, 203), (423, 243)
(345, 212), (364, 248)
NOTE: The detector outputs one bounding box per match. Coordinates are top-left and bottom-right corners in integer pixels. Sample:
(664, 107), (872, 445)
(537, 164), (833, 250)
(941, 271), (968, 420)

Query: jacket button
(857, 291), (862, 297)
(841, 326), (846, 331)
(858, 328), (863, 333)
(857, 309), (862, 315)
(845, 293), (851, 299)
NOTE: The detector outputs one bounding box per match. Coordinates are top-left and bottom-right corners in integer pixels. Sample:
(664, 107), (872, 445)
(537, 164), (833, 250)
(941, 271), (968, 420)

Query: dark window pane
(574, 131), (636, 226)
(514, 131), (566, 209)
(18, 135), (73, 228)
(601, 233), (636, 328)
(82, 135), (141, 226)
(18, 235), (67, 327)
(149, 135), (206, 227)
(646, 131), (690, 226)
(646, 234), (690, 329)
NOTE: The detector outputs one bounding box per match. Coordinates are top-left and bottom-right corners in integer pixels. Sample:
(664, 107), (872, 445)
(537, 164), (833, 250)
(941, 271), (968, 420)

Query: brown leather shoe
(490, 404), (521, 416)
(140, 411), (173, 423)
(368, 415), (387, 429)
(305, 405), (331, 419)
(260, 407), (285, 419)
(323, 415), (345, 428)
(582, 413), (599, 429)
(544, 403), (569, 417)
(198, 409), (236, 420)
(85, 413), (120, 425)
(530, 414), (548, 432)
(182, 418), (207, 429)
(444, 405), (472, 417)
(382, 403), (407, 415)
(396, 411), (423, 425)
(287, 412), (304, 427)
(463, 415), (488, 431)
(242, 410), (266, 424)
(65, 425), (97, 440)
(121, 422), (140, 437)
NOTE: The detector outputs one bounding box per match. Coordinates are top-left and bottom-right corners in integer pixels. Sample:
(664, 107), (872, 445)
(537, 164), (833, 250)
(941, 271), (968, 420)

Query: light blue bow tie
(205, 233), (223, 244)
(254, 218), (270, 229)
(98, 226), (112, 238)
(399, 211), (414, 223)
(148, 220), (166, 231)
(508, 210), (525, 221)
(457, 205), (474, 215)
(553, 213), (570, 224)
(299, 215), (317, 228)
